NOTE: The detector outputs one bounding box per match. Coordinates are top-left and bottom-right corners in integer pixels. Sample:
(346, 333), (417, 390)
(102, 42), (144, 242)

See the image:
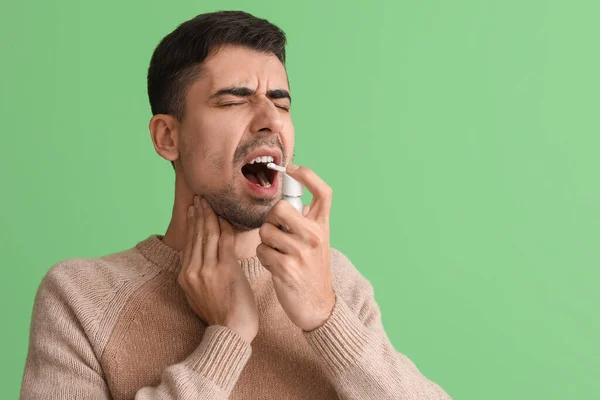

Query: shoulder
(41, 246), (156, 301)
(35, 247), (161, 344)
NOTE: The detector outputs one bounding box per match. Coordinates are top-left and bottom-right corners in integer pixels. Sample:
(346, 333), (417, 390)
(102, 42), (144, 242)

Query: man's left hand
(256, 164), (336, 332)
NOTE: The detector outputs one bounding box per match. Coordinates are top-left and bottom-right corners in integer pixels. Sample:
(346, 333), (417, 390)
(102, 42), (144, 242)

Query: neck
(161, 172), (261, 260)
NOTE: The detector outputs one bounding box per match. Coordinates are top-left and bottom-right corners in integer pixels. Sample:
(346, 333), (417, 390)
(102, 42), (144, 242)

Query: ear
(149, 114), (180, 164)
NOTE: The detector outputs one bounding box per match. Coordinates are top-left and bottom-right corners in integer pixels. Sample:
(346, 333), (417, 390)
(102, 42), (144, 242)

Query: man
(21, 10), (451, 400)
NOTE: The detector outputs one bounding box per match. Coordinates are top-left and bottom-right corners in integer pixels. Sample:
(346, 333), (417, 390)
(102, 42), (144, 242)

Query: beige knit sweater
(20, 234), (450, 399)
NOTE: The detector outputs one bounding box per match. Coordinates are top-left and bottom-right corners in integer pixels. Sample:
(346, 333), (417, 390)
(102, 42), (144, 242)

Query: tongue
(246, 173), (259, 185)
(244, 168), (270, 187)
(256, 170), (269, 186)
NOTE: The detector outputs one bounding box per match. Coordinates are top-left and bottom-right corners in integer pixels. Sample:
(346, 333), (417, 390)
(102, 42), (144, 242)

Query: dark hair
(147, 11), (288, 169)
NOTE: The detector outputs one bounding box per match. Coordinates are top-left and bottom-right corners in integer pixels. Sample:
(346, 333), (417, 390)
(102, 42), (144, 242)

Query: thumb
(302, 205), (310, 216)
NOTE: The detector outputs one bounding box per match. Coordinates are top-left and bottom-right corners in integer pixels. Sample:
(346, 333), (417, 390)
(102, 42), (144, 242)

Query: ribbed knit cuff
(303, 295), (372, 376)
(184, 325), (252, 393)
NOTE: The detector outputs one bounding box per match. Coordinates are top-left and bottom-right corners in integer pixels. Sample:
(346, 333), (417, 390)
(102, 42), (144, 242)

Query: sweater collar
(135, 234), (268, 280)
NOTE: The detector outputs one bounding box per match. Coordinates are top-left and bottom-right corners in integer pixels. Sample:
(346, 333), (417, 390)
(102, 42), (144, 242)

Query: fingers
(218, 216), (235, 262)
(189, 196), (204, 267)
(183, 196), (233, 270)
(259, 222), (296, 255)
(201, 197), (220, 265)
(181, 205), (195, 270)
(284, 165), (332, 222)
(256, 242), (285, 271)
(181, 197), (204, 280)
(264, 200), (307, 237)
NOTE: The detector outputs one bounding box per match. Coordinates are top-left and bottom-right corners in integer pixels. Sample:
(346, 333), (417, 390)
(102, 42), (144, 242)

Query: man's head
(147, 11), (294, 232)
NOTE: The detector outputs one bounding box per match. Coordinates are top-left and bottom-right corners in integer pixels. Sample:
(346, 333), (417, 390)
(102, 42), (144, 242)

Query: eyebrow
(210, 86), (292, 103)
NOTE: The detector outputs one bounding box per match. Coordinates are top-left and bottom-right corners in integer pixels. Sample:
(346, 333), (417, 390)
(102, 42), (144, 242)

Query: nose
(248, 96), (284, 135)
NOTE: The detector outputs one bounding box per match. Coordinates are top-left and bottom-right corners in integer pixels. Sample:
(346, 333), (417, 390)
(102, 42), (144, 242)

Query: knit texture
(20, 234), (451, 399)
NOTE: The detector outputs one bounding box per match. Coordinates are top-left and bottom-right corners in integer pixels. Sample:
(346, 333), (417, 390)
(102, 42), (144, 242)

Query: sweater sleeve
(134, 325), (251, 399)
(20, 263), (252, 400)
(302, 249), (451, 400)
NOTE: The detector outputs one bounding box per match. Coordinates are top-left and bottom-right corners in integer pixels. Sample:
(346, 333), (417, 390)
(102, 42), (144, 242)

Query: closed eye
(222, 103), (245, 107)
(222, 102), (289, 112)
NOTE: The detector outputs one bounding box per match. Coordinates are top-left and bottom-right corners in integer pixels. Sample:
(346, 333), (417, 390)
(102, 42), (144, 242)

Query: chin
(217, 201), (272, 232)
(228, 220), (258, 232)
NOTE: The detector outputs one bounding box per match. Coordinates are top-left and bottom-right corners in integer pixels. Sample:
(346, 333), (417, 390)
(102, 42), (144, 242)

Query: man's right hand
(178, 195), (259, 344)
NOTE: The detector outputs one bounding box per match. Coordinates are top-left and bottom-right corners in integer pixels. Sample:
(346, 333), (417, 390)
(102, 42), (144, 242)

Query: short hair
(147, 11), (288, 169)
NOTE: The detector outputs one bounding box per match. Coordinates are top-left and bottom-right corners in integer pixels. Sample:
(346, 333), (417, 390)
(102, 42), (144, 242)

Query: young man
(21, 11), (451, 399)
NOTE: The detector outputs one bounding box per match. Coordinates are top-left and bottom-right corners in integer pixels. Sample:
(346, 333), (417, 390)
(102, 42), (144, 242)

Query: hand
(256, 165), (337, 332)
(178, 196), (259, 344)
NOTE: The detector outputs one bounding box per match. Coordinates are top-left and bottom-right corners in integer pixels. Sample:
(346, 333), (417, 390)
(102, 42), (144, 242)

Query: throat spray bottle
(267, 162), (304, 216)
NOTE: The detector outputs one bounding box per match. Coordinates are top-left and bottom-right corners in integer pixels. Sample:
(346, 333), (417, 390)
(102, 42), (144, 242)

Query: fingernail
(187, 205), (194, 216)
(287, 164), (300, 171)
(201, 198), (208, 208)
(194, 196), (200, 207)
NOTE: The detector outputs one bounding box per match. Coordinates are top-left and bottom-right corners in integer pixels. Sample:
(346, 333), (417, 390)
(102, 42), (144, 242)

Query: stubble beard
(206, 180), (280, 231)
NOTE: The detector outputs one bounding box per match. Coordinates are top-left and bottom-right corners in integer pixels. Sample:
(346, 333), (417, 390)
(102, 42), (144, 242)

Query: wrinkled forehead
(199, 45), (289, 92)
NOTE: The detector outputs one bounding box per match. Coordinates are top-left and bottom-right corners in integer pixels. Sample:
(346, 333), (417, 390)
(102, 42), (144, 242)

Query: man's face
(177, 45), (294, 231)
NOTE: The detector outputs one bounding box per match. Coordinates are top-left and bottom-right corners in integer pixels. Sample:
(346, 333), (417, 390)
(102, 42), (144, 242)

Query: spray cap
(267, 163), (303, 197)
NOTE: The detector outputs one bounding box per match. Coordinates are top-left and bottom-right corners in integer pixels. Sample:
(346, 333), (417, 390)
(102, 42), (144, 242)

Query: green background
(1, 1), (599, 399)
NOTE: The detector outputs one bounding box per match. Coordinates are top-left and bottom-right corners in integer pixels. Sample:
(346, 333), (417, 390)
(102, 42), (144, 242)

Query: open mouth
(241, 157), (277, 187)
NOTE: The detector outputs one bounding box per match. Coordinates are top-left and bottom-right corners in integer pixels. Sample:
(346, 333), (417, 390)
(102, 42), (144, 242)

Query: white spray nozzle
(266, 162), (286, 173)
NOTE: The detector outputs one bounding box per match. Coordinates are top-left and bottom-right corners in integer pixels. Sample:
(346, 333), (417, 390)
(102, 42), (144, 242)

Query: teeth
(249, 155), (274, 164)
(256, 170), (271, 187)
